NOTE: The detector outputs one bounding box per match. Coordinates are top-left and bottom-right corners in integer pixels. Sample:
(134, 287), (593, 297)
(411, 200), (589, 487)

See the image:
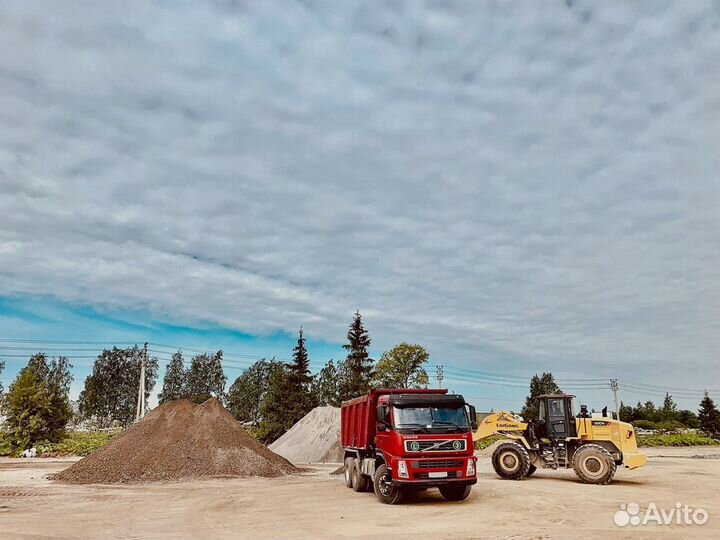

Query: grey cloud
(0, 0), (719, 392)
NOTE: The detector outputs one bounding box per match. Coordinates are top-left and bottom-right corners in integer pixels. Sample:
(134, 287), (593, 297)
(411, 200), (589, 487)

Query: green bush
(0, 432), (14, 456)
(0, 430), (116, 457)
(49, 431), (117, 456)
(632, 420), (659, 431)
(638, 433), (720, 447)
(474, 435), (503, 450)
(656, 420), (686, 433)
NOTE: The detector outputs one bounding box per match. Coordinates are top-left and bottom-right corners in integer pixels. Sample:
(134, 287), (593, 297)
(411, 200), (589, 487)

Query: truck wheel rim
(345, 468), (351, 483)
(378, 472), (393, 496)
(500, 451), (519, 472)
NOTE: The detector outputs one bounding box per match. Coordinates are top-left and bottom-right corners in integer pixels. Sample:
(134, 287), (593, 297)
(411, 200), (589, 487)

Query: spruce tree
(661, 392), (678, 421)
(289, 327), (316, 418)
(159, 351), (187, 404)
(0, 359), (5, 397)
(291, 327), (312, 386)
(698, 391), (720, 437)
(338, 311), (373, 400)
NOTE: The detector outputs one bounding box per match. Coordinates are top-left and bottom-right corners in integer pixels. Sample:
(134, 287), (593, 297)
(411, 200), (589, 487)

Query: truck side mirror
(468, 404), (478, 431)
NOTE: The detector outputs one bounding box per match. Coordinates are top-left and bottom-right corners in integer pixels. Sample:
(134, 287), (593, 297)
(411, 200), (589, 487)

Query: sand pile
(270, 406), (343, 464)
(54, 398), (297, 484)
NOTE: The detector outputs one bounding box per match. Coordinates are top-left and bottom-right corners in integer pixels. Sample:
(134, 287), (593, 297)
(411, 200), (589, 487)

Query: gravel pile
(270, 406), (343, 464)
(53, 398), (297, 484)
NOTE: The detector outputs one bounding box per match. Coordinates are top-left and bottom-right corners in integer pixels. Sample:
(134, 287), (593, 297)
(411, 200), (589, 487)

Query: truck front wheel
(439, 484), (472, 501)
(373, 464), (404, 504)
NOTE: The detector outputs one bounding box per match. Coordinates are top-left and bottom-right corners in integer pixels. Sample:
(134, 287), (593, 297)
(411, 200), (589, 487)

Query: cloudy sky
(1, 0), (718, 409)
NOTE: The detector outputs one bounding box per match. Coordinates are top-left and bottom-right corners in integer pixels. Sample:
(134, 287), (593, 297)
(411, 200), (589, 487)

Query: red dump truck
(341, 388), (478, 504)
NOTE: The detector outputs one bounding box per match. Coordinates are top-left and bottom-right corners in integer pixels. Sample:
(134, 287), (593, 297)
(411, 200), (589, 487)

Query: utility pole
(610, 378), (619, 420)
(135, 342), (147, 422)
(436, 365), (444, 389)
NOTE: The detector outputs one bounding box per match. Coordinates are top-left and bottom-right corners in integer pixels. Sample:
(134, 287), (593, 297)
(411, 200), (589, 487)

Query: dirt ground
(1, 447), (718, 540)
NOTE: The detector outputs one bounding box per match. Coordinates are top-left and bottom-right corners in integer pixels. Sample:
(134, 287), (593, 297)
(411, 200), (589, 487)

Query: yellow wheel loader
(474, 394), (647, 484)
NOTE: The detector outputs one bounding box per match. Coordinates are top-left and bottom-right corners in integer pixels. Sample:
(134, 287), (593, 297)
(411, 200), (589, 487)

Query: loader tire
(352, 460), (370, 492)
(373, 464), (404, 504)
(573, 444), (617, 485)
(439, 484), (472, 501)
(526, 464), (537, 477)
(492, 442), (531, 480)
(344, 457), (354, 488)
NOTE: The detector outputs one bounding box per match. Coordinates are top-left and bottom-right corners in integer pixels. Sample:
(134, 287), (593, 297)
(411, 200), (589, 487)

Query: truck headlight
(466, 458), (475, 477)
(398, 460), (409, 479)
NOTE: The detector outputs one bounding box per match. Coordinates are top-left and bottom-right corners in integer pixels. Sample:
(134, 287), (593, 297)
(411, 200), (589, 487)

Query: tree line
(224, 312), (430, 442)
(0, 311), (433, 448)
(3, 331), (718, 451)
(520, 372), (720, 436)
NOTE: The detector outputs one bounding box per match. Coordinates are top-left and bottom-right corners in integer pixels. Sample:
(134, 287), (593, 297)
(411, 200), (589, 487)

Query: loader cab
(537, 394), (577, 439)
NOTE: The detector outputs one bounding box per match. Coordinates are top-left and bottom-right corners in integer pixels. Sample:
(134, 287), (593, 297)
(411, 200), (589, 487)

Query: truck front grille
(405, 440), (467, 452)
(415, 459), (464, 469)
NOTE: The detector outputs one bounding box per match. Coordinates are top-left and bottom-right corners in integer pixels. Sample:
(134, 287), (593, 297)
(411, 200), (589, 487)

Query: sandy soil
(2, 447), (718, 540)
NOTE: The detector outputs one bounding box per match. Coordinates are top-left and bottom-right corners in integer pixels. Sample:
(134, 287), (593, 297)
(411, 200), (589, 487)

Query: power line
(0, 338), (714, 400)
(622, 379), (720, 394)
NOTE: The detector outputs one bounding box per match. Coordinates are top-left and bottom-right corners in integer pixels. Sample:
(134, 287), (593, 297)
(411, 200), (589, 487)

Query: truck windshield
(393, 406), (470, 432)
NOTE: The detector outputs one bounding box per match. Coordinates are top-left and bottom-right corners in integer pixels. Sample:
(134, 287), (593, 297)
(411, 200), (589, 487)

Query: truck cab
(341, 389), (478, 504)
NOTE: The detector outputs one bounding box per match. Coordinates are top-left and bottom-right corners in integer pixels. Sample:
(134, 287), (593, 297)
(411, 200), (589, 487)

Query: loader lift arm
(473, 411), (529, 442)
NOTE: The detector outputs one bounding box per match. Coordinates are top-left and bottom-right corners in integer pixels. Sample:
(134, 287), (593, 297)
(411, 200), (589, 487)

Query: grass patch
(0, 430), (117, 457)
(474, 435), (503, 450)
(638, 433), (720, 447)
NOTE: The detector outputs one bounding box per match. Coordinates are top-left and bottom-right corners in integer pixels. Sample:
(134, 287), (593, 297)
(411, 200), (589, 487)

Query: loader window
(549, 399), (563, 417)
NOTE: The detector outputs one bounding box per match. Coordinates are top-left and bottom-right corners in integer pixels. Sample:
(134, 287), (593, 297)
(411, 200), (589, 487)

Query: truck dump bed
(341, 388), (448, 450)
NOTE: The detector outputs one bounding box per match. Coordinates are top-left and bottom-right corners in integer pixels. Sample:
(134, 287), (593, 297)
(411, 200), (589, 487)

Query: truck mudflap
(623, 452), (647, 470)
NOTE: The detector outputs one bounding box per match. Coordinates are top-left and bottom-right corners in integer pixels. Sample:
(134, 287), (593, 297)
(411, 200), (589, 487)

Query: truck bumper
(392, 478), (477, 488)
(623, 452), (647, 470)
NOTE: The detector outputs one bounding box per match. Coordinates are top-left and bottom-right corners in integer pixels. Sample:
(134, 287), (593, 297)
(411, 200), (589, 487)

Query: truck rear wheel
(439, 484), (471, 501)
(352, 461), (370, 492)
(344, 457), (354, 488)
(492, 441), (531, 480)
(572, 444), (617, 485)
(373, 464), (404, 504)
